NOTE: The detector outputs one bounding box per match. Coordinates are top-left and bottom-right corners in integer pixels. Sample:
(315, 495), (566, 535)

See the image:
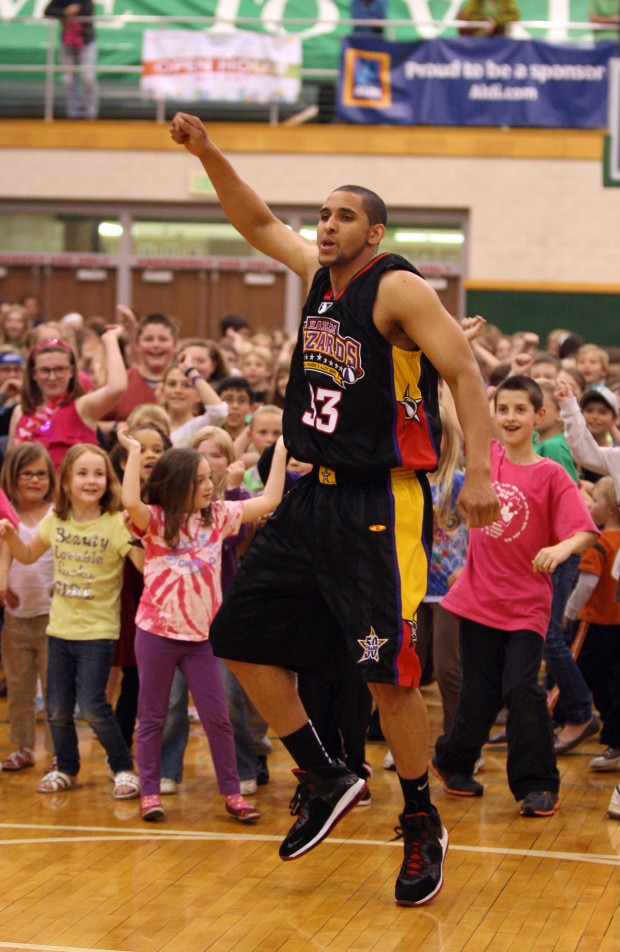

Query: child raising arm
(116, 424), (287, 822)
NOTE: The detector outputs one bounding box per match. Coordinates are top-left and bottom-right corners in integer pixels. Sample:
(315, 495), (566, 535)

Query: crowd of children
(0, 297), (619, 823)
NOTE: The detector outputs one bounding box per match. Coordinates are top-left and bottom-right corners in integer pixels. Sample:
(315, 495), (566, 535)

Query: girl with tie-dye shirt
(117, 425), (287, 823)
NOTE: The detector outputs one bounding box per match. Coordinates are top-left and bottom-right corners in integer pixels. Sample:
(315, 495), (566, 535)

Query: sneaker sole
(280, 778), (367, 861)
(607, 809), (620, 819)
(142, 809), (165, 822)
(590, 762), (620, 772)
(395, 826), (449, 907)
(519, 799), (560, 817)
(430, 760), (483, 798)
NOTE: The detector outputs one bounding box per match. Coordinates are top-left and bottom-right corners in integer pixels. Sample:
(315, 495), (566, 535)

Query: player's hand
(0, 519), (16, 538)
(456, 475), (500, 528)
(170, 113), (209, 157)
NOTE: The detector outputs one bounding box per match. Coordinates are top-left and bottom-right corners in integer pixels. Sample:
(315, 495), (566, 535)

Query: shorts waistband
(314, 465), (418, 486)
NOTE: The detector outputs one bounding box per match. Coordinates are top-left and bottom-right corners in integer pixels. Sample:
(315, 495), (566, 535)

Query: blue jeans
(219, 660), (262, 781)
(160, 668), (190, 783)
(46, 636), (134, 778)
(543, 555), (593, 724)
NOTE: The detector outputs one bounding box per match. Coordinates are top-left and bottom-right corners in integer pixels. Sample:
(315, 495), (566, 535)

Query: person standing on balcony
(588, 0), (620, 42)
(457, 0), (520, 36)
(350, 0), (388, 35)
(44, 0), (98, 119)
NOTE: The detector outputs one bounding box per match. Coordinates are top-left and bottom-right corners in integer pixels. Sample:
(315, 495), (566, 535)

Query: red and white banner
(141, 30), (301, 103)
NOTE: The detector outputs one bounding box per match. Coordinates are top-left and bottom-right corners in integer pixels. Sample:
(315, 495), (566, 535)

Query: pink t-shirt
(442, 440), (598, 637)
(135, 501), (244, 641)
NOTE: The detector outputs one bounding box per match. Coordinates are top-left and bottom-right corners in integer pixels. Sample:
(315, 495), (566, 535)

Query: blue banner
(337, 38), (617, 127)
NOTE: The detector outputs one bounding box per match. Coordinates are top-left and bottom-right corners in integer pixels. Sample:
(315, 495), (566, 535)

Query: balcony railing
(0, 15), (613, 123)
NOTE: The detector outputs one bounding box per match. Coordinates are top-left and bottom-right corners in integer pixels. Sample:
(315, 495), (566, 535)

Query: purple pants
(135, 627), (240, 797)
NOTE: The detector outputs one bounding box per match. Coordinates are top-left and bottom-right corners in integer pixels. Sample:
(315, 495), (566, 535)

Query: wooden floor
(0, 686), (619, 952)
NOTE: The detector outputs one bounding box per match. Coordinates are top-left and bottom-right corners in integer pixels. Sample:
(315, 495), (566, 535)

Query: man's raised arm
(170, 113), (317, 282)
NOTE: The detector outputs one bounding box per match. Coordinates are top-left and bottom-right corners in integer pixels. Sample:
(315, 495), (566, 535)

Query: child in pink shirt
(433, 376), (598, 817)
(117, 424), (287, 822)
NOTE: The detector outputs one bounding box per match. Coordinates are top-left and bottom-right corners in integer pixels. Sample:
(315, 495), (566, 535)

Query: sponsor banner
(337, 36), (616, 127)
(141, 29), (301, 102)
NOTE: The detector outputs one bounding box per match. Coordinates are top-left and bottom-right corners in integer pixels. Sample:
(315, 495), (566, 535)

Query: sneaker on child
(590, 747), (620, 771)
(519, 790), (560, 817)
(607, 785), (620, 819)
(430, 757), (483, 797)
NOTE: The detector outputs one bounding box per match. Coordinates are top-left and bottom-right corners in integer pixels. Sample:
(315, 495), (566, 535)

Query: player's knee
(369, 681), (416, 715)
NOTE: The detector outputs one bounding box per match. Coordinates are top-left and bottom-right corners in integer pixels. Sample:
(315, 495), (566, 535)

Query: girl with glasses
(0, 442), (56, 771)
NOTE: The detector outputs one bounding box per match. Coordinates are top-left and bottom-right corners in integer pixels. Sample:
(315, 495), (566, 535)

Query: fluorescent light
(394, 230), (464, 244)
(428, 233), (464, 244)
(98, 222), (123, 238)
(394, 231), (429, 242)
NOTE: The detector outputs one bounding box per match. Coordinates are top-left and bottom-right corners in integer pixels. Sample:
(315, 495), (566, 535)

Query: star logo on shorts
(405, 617), (417, 647)
(398, 385), (422, 426)
(357, 626), (388, 663)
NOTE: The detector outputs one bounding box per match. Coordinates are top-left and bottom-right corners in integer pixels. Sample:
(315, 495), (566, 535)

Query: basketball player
(170, 112), (500, 907)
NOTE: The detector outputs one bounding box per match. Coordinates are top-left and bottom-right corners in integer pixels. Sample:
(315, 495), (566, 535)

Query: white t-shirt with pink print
(135, 501), (244, 642)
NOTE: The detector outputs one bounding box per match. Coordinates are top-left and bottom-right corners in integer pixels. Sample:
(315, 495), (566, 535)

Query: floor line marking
(0, 828), (618, 866)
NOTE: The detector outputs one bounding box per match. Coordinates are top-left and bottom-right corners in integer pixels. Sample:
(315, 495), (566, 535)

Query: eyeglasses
(222, 394), (251, 405)
(34, 366), (72, 378)
(18, 470), (50, 481)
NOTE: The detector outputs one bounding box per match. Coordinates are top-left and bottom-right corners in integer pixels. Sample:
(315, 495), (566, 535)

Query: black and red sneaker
(278, 762), (367, 861)
(394, 808), (448, 907)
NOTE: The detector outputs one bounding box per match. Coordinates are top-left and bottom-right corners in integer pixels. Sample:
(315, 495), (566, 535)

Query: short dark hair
(333, 185), (387, 227)
(220, 313), (252, 335)
(136, 312), (180, 342)
(216, 376), (254, 402)
(494, 374), (543, 412)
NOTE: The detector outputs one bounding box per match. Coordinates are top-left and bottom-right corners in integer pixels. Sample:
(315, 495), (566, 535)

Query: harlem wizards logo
(302, 316), (364, 389)
(358, 626), (388, 663)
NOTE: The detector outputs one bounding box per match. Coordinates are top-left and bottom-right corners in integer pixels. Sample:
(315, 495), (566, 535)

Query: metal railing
(0, 15), (613, 124)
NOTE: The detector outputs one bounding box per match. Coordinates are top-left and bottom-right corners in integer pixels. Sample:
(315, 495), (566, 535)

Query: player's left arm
(374, 270), (500, 527)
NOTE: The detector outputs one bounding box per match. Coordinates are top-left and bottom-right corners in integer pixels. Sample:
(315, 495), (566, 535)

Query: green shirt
(533, 432), (579, 484)
(589, 0), (620, 41)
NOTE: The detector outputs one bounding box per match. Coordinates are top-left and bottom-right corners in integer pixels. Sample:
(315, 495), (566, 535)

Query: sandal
(36, 770), (80, 793)
(113, 771), (140, 800)
(1, 747), (35, 771)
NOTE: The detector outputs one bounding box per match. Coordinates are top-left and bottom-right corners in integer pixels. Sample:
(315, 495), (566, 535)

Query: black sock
(280, 721), (334, 773)
(399, 770), (432, 814)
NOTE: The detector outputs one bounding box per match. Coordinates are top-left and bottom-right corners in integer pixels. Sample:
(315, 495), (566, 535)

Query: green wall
(465, 289), (620, 347)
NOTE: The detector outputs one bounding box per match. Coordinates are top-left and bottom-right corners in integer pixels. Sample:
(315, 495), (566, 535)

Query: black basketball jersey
(283, 252), (441, 474)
